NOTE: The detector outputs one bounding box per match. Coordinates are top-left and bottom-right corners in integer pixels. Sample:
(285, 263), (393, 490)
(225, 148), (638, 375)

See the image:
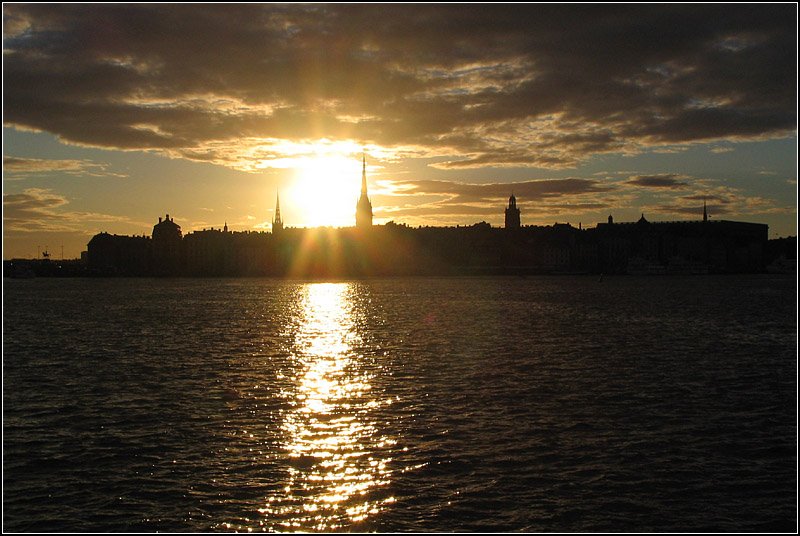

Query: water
(3, 275), (796, 532)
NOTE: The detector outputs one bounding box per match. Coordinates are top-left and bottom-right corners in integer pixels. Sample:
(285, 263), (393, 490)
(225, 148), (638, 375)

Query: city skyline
(3, 4), (797, 259)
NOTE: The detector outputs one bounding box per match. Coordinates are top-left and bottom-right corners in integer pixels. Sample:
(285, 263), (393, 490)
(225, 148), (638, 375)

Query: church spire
(361, 153), (368, 196)
(272, 190), (283, 233)
(356, 152), (373, 228)
(703, 198), (708, 222)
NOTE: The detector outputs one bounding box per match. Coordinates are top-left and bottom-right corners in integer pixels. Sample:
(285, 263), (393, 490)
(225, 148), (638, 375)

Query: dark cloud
(390, 178), (614, 203)
(4, 188), (68, 211)
(3, 188), (129, 231)
(3, 4), (796, 169)
(4, 188), (72, 231)
(374, 177), (622, 225)
(653, 203), (734, 217)
(627, 174), (690, 188)
(3, 156), (127, 178)
(375, 171), (786, 225)
(681, 194), (731, 204)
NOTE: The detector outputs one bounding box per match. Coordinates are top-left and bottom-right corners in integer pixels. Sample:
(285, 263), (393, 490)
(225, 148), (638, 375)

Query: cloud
(627, 174), (690, 189)
(372, 171), (789, 226)
(3, 188), (130, 232)
(3, 156), (127, 179)
(652, 203), (735, 217)
(644, 183), (791, 219)
(3, 4), (795, 170)
(388, 177), (614, 202)
(374, 177), (625, 225)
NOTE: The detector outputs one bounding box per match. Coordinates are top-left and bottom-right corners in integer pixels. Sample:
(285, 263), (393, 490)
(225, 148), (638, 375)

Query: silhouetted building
(355, 154), (373, 228)
(85, 201), (770, 278)
(87, 232), (151, 275)
(273, 192), (284, 233)
(152, 214), (182, 275)
(153, 214), (181, 241)
(596, 209), (768, 274)
(505, 193), (521, 229)
(184, 226), (234, 276)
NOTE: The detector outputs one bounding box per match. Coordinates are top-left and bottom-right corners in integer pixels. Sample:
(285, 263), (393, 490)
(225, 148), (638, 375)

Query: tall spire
(361, 153), (368, 196)
(703, 198), (708, 222)
(272, 190), (283, 233)
(356, 152), (373, 227)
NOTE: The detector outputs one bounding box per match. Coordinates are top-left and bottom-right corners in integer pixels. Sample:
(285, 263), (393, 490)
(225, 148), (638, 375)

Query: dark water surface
(3, 275), (796, 532)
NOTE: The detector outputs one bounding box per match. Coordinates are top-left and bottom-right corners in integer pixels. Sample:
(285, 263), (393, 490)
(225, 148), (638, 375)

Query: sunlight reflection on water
(260, 283), (395, 531)
(4, 276), (795, 532)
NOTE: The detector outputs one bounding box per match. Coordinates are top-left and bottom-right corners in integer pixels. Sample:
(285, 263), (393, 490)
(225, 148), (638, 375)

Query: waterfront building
(152, 214), (182, 242)
(505, 194), (521, 230)
(273, 192), (284, 234)
(356, 155), (373, 228)
(152, 214), (182, 275)
(595, 207), (768, 274)
(87, 232), (151, 275)
(85, 200), (771, 277)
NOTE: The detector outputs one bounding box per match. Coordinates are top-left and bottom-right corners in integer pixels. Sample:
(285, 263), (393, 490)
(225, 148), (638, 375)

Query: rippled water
(3, 275), (797, 532)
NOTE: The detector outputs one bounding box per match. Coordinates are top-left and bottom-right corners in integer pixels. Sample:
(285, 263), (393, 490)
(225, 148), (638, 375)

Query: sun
(286, 153), (364, 228)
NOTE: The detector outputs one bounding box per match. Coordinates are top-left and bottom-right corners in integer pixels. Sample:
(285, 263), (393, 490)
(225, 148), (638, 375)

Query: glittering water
(3, 275), (796, 532)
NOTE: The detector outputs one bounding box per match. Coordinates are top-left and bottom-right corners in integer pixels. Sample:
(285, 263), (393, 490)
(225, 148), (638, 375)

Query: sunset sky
(3, 4), (797, 259)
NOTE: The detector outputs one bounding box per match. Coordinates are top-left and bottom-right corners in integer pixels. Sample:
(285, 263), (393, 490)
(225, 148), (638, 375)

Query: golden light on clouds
(2, 3), (796, 258)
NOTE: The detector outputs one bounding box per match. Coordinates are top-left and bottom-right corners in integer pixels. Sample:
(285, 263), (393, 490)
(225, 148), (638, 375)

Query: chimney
(159, 217), (162, 223)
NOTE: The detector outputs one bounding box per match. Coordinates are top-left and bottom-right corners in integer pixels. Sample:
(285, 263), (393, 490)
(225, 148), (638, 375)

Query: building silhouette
(84, 159), (773, 278)
(87, 232), (151, 275)
(273, 191), (284, 233)
(505, 193), (521, 229)
(152, 214), (182, 275)
(355, 154), (373, 228)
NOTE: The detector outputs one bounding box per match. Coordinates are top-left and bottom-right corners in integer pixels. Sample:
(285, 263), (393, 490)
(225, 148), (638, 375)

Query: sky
(3, 4), (797, 259)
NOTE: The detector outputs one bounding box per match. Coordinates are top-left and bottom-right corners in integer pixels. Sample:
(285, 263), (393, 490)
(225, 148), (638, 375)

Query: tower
(356, 154), (373, 228)
(272, 191), (284, 233)
(505, 193), (521, 229)
(703, 199), (708, 222)
(152, 213), (182, 275)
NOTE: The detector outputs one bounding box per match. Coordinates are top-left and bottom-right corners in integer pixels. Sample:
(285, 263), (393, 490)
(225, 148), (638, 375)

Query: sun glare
(287, 155), (363, 228)
(260, 139), (388, 229)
